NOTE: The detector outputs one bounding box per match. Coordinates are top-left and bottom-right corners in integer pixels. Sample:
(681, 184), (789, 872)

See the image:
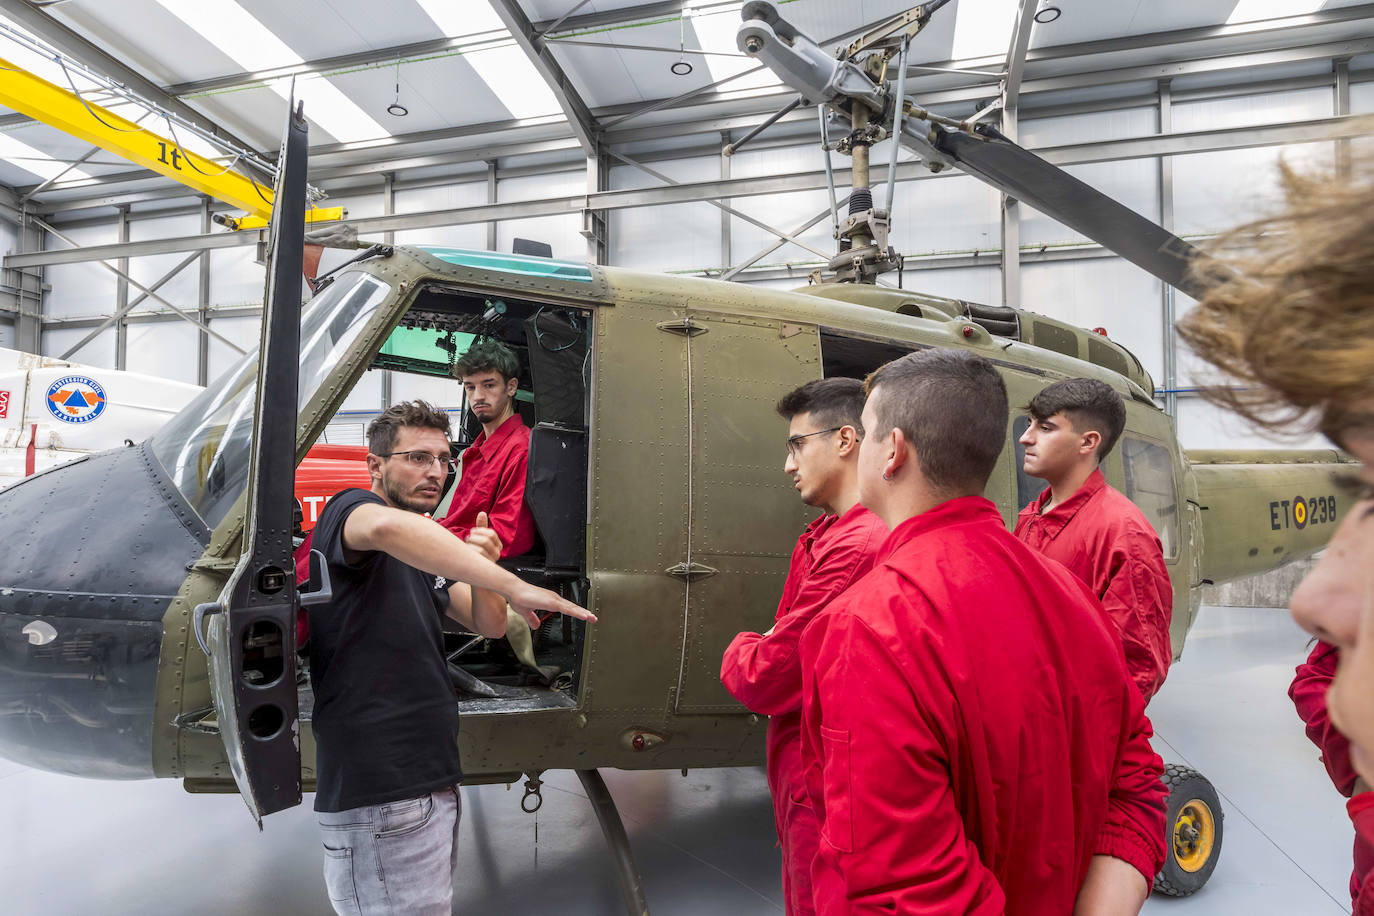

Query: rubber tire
(1153, 764), (1224, 897)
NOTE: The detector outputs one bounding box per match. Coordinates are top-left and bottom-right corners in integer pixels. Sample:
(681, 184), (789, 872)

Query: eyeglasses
(378, 450), (457, 472)
(786, 427), (843, 458)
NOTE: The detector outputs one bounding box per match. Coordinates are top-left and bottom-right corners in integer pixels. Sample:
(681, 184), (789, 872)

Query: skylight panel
(154, 0), (389, 144)
(1226, 1), (1325, 24)
(415, 0), (561, 120)
(949, 0), (1019, 61)
(413, 0), (503, 37)
(689, 3), (776, 93)
(0, 133), (92, 183)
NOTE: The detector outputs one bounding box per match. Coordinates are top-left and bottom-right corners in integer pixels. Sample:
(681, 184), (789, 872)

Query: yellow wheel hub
(1172, 799), (1216, 873)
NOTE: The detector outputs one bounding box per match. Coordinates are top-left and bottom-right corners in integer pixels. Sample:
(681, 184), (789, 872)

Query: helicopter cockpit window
(151, 271), (390, 528)
(1121, 435), (1180, 560)
(333, 283), (593, 713)
(819, 329), (914, 380)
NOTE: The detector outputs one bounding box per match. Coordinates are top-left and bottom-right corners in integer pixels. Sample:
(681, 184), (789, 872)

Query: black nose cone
(0, 442), (210, 777)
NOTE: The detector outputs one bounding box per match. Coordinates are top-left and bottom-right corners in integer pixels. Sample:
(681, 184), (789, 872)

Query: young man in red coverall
(441, 339), (537, 558)
(800, 349), (1166, 915)
(721, 378), (887, 916)
(1291, 640), (1374, 909)
(1013, 378), (1174, 703)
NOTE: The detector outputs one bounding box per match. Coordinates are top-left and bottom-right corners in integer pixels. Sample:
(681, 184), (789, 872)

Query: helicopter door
(197, 103), (310, 824)
(674, 313), (819, 712)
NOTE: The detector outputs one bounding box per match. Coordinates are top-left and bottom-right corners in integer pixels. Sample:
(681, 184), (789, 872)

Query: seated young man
(1013, 378), (1174, 703)
(440, 338), (537, 558)
(801, 349), (1166, 915)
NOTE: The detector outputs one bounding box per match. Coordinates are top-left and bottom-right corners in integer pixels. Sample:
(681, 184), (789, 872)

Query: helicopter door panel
(582, 300), (691, 714)
(675, 313), (821, 713)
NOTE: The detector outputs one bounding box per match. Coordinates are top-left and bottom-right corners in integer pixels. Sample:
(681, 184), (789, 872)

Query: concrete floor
(0, 605), (1356, 915)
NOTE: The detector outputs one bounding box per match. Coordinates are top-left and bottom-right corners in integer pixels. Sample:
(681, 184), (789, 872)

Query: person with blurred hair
(799, 348), (1166, 915)
(721, 378), (887, 916)
(1178, 157), (1374, 913)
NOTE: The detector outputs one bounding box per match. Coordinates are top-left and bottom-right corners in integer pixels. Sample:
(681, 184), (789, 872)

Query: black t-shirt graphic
(307, 488), (464, 812)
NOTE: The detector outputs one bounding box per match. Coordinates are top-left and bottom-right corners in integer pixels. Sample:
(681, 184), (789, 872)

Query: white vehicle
(0, 348), (201, 489)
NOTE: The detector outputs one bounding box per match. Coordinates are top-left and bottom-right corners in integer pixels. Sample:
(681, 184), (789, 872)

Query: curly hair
(367, 400), (452, 456)
(453, 338), (520, 382)
(1178, 150), (1374, 444)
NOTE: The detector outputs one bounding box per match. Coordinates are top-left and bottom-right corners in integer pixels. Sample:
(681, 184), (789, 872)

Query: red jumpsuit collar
(470, 411), (525, 454)
(879, 494), (1003, 559)
(1028, 467), (1107, 536)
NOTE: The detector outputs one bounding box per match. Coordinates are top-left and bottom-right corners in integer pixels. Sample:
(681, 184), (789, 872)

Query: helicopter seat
(499, 422), (586, 585)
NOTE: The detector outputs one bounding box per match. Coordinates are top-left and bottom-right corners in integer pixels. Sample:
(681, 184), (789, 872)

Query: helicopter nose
(0, 442), (210, 778)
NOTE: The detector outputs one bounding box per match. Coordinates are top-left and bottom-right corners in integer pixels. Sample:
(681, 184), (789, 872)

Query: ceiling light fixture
(1034, 4), (1062, 24)
(387, 59), (408, 117)
(671, 13), (694, 75)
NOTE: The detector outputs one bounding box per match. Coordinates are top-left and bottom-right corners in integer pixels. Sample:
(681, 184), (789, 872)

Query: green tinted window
(417, 246), (593, 282)
(373, 327), (474, 377)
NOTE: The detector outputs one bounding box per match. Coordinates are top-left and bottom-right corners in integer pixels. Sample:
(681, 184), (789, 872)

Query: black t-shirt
(307, 488), (463, 812)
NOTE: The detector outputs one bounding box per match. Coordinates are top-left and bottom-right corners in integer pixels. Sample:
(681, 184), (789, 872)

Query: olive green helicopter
(0, 2), (1352, 909)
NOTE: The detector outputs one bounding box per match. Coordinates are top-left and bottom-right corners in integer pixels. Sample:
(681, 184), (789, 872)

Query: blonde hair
(1178, 151), (1374, 442)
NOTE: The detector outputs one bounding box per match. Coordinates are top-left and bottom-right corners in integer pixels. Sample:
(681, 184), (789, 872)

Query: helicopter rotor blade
(915, 121), (1208, 300)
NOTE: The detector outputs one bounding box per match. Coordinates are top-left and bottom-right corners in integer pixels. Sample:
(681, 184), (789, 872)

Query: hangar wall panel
(394, 181), (487, 250)
(894, 173), (999, 259)
(1352, 81), (1374, 113)
(44, 223), (118, 320)
(497, 172), (585, 261)
(210, 247), (265, 308)
(0, 214), (17, 256)
(391, 371), (461, 410)
(128, 214), (201, 314)
(1022, 258), (1164, 380)
(126, 320), (198, 385)
(728, 143), (833, 266)
(207, 315), (260, 382)
(902, 265), (1000, 304)
(1172, 87), (1334, 133)
(42, 325), (114, 367)
(0, 321), (13, 350)
(610, 156), (719, 272)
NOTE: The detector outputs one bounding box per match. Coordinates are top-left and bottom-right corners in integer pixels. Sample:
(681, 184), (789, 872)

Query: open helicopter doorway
(307, 281), (593, 716)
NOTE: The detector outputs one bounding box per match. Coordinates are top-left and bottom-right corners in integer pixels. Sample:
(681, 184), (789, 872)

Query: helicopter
(0, 2), (1355, 911)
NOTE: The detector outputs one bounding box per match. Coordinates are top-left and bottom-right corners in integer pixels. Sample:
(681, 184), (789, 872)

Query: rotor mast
(737, 1), (948, 285)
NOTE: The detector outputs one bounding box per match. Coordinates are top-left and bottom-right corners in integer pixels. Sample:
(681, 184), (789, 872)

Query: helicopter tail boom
(1188, 449), (1355, 585)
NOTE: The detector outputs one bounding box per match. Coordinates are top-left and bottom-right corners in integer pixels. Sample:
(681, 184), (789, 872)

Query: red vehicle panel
(296, 444), (371, 532)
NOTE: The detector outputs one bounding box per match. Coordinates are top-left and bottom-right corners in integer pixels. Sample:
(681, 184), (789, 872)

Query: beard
(383, 474), (440, 514)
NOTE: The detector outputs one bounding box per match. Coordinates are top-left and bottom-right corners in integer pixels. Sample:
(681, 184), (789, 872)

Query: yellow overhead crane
(0, 54), (343, 228)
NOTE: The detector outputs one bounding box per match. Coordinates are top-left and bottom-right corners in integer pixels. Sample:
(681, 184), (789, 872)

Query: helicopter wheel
(1153, 764), (1223, 897)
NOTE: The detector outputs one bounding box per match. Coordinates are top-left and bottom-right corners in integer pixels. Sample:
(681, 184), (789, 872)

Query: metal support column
(198, 198), (210, 386)
(720, 131), (731, 275)
(9, 205), (43, 353)
(114, 206), (130, 370)
(1335, 58), (1351, 179)
(1158, 79), (1178, 417)
(381, 173), (395, 408)
(999, 0), (1037, 308)
(485, 160), (498, 252)
(582, 153), (609, 265)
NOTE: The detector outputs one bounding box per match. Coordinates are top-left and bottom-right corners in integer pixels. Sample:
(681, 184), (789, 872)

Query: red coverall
(441, 413), (536, 558)
(720, 504), (887, 916)
(801, 496), (1167, 915)
(1290, 641), (1374, 909)
(1014, 468), (1174, 702)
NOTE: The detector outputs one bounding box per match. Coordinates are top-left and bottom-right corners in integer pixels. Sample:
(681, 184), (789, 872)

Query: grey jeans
(317, 786), (462, 916)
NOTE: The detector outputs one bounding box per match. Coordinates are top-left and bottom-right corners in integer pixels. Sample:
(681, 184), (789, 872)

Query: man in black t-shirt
(309, 400), (594, 916)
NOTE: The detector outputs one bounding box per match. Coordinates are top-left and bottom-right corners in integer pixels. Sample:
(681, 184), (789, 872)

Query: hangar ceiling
(0, 0), (1370, 250)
